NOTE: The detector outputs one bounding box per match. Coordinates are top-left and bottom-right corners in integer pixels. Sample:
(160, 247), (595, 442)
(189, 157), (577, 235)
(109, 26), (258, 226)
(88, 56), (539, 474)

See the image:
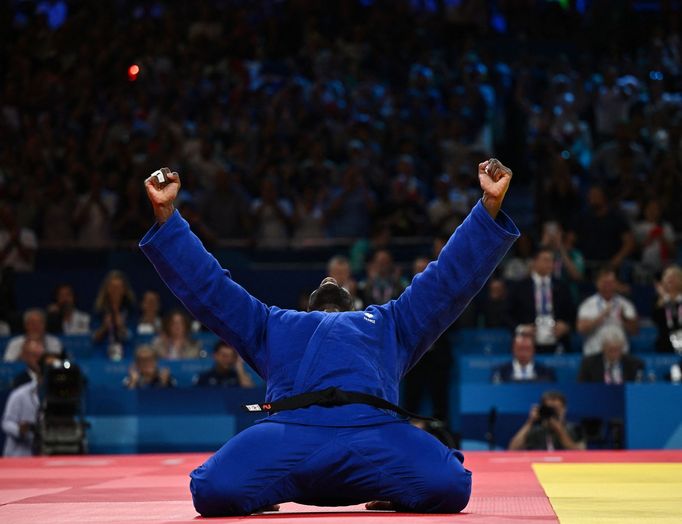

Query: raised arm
(140, 169), (269, 377)
(392, 160), (519, 373)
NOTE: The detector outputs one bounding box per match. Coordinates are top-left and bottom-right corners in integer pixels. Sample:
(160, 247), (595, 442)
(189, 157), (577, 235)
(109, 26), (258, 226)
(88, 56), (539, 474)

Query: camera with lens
(538, 404), (558, 421)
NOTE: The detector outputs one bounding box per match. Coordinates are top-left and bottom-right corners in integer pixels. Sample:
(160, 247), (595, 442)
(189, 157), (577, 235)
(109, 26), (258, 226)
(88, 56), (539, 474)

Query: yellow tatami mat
(533, 463), (682, 523)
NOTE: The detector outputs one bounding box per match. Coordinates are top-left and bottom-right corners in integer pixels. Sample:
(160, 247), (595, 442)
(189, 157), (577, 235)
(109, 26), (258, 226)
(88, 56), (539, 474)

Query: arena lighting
(128, 64), (140, 81)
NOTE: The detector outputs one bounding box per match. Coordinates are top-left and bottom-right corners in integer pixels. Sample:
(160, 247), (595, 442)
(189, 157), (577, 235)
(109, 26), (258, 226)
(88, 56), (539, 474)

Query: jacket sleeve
(390, 200), (519, 375)
(139, 211), (268, 378)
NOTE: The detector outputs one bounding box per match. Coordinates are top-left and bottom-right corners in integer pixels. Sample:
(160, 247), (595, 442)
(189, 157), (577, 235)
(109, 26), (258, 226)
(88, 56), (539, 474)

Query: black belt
(241, 386), (436, 421)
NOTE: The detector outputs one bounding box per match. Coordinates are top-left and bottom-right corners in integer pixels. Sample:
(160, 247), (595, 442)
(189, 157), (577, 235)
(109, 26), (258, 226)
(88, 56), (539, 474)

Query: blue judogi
(139, 200), (518, 515)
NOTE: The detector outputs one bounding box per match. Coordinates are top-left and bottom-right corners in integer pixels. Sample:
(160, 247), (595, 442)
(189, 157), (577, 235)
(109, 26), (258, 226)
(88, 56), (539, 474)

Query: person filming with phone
(508, 391), (585, 451)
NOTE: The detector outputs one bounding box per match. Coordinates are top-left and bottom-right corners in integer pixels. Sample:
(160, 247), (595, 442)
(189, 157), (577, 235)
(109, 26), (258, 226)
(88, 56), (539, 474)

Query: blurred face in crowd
(168, 313), (188, 339)
(135, 349), (158, 378)
(372, 250), (393, 278)
(542, 396), (567, 421)
(662, 266), (682, 296)
(488, 279), (506, 301)
(412, 256), (429, 276)
(587, 187), (607, 213)
(214, 344), (238, 372)
(602, 339), (624, 364)
(21, 339), (45, 371)
(512, 326), (535, 366)
(533, 250), (555, 277)
(643, 200), (662, 223)
(328, 259), (351, 286)
(107, 276), (126, 305)
(56, 285), (75, 310)
(24, 311), (46, 337)
(141, 291), (160, 316)
(596, 271), (617, 300)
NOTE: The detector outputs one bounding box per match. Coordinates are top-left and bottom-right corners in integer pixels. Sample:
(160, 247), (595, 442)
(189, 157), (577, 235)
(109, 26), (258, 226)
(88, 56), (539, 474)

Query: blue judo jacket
(139, 200), (519, 427)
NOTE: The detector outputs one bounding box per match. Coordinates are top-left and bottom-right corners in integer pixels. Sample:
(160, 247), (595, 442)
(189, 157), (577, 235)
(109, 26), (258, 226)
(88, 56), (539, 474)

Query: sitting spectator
(491, 325), (556, 383)
(151, 310), (202, 359)
(652, 265), (682, 353)
(92, 270), (136, 358)
(358, 249), (408, 306)
(506, 246), (574, 353)
(0, 204), (38, 273)
(2, 353), (59, 456)
(136, 290), (162, 336)
(578, 326), (645, 384)
(508, 391), (585, 451)
(576, 268), (639, 356)
(634, 199), (676, 277)
(3, 309), (62, 361)
(123, 345), (176, 389)
(476, 277), (508, 328)
(46, 283), (91, 335)
(11, 339), (44, 390)
(540, 222), (584, 304)
(194, 341), (254, 388)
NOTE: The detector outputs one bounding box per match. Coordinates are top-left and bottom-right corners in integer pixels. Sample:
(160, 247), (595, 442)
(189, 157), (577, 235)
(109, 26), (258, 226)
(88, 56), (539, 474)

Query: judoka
(140, 159), (519, 516)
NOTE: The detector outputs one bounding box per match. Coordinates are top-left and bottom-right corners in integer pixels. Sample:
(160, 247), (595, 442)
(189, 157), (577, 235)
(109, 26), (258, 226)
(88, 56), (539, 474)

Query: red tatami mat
(1, 451), (680, 523)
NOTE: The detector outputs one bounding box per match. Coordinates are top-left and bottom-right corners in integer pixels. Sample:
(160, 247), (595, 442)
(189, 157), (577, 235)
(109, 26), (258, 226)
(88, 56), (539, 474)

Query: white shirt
(62, 310), (91, 335)
(577, 293), (637, 355)
(512, 359), (536, 381)
(2, 381), (39, 456)
(3, 335), (63, 362)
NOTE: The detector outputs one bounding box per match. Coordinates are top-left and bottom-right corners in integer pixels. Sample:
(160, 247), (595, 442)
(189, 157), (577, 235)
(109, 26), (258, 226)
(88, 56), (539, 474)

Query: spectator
(540, 222), (585, 304)
(92, 270), (135, 354)
(358, 249), (408, 306)
(151, 310), (202, 359)
(325, 166), (375, 239)
(634, 199), (676, 278)
(72, 174), (117, 247)
(46, 283), (91, 335)
(0, 204), (37, 272)
(578, 326), (645, 384)
(3, 309), (62, 362)
(427, 174), (463, 237)
(123, 345), (176, 389)
(652, 265), (682, 353)
(10, 339), (44, 390)
(292, 186), (327, 245)
(194, 341), (254, 388)
(571, 186), (635, 278)
(2, 352), (59, 456)
(491, 325), (556, 383)
(502, 233), (533, 282)
(508, 391), (585, 451)
(136, 290), (162, 336)
(576, 268), (639, 356)
(326, 255), (362, 311)
(476, 277), (509, 328)
(200, 170), (252, 240)
(251, 178), (293, 247)
(506, 246), (574, 353)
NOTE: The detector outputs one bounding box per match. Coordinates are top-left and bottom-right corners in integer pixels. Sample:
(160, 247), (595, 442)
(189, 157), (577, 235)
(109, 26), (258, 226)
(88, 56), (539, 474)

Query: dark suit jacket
(491, 360), (556, 383)
(506, 276), (575, 351)
(577, 354), (645, 383)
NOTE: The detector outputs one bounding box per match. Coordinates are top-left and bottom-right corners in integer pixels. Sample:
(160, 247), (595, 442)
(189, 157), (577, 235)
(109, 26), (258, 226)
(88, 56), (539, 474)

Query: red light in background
(128, 64), (140, 81)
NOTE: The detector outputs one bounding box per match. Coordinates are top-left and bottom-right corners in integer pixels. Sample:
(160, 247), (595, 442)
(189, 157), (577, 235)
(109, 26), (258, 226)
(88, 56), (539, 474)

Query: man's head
(540, 390), (567, 421)
(54, 284), (76, 310)
(213, 341), (238, 371)
(134, 345), (158, 378)
(23, 309), (46, 338)
(140, 290), (161, 316)
(587, 186), (608, 214)
(600, 325), (626, 364)
(308, 277), (353, 313)
(21, 339), (45, 372)
(662, 265), (682, 296)
(513, 324), (536, 366)
(412, 256), (430, 277)
(595, 267), (618, 300)
(370, 249), (394, 279)
(532, 246), (555, 277)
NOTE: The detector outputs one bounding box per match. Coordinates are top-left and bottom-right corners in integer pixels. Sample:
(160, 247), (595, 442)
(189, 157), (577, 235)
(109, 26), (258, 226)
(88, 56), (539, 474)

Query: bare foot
(253, 504), (280, 513)
(365, 501), (395, 511)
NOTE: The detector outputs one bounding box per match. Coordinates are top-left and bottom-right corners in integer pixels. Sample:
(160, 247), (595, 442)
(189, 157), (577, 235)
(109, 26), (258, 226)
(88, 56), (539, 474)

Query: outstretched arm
(140, 170), (269, 377)
(392, 160), (519, 374)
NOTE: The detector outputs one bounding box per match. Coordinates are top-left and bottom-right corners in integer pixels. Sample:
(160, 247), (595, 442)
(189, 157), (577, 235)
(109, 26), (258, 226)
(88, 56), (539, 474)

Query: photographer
(508, 391), (585, 451)
(2, 353), (59, 456)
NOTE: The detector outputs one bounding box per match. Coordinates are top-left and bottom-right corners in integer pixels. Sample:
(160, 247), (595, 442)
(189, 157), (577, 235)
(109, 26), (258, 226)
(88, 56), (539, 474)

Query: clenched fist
(144, 168), (181, 223)
(478, 158), (512, 219)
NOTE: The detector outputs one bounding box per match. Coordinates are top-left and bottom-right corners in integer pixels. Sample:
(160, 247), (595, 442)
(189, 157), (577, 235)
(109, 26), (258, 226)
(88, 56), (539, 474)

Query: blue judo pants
(189, 420), (472, 516)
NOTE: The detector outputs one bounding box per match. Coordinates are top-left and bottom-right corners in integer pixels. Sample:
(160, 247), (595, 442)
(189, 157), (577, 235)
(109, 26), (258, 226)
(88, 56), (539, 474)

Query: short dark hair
(533, 245), (554, 259)
(541, 390), (566, 407)
(213, 340), (234, 354)
(595, 266), (616, 281)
